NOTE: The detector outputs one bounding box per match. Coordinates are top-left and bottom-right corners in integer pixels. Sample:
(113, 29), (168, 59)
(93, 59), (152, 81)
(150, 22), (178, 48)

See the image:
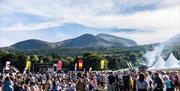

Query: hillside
(10, 39), (55, 50)
(162, 33), (180, 60)
(8, 33), (138, 50)
(59, 34), (113, 47)
(97, 33), (137, 47)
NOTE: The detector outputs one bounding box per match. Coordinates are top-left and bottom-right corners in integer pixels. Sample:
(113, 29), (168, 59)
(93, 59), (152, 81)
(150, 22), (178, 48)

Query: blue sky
(0, 0), (180, 47)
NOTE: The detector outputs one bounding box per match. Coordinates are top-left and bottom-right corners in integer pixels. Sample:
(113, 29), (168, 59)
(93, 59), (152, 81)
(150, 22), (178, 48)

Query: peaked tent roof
(149, 56), (165, 70)
(152, 56), (165, 69)
(165, 53), (179, 68)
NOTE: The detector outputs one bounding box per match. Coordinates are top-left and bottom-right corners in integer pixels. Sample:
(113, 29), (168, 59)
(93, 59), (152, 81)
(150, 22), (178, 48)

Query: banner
(26, 60), (31, 71)
(101, 60), (105, 70)
(5, 61), (11, 70)
(57, 60), (62, 71)
(78, 59), (83, 70)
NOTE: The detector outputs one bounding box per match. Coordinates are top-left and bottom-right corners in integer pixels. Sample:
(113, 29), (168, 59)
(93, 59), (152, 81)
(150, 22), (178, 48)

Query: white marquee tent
(148, 56), (165, 70)
(164, 53), (179, 68)
(148, 53), (180, 70)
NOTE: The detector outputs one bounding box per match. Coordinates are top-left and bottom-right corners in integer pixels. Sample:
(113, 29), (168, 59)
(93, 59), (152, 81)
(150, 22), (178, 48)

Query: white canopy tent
(164, 53), (179, 68)
(148, 53), (180, 71)
(148, 56), (165, 70)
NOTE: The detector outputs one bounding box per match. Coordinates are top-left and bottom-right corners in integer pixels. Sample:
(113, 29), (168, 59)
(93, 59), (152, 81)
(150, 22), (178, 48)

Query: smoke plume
(143, 44), (164, 66)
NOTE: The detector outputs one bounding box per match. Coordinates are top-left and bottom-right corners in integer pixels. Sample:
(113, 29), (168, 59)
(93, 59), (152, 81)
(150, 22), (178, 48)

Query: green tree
(83, 51), (108, 71)
(31, 55), (39, 63)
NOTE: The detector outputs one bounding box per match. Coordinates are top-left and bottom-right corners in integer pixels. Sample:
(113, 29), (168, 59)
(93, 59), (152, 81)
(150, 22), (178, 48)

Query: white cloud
(1, 21), (64, 31)
(0, 0), (180, 46)
(110, 5), (180, 44)
(2, 0), (179, 30)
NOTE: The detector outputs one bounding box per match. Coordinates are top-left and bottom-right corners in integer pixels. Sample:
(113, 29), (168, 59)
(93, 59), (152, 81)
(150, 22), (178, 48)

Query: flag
(89, 67), (92, 72)
(57, 60), (62, 71)
(5, 61), (11, 70)
(78, 59), (83, 70)
(74, 63), (77, 71)
(127, 62), (130, 68)
(26, 60), (31, 71)
(100, 60), (105, 69)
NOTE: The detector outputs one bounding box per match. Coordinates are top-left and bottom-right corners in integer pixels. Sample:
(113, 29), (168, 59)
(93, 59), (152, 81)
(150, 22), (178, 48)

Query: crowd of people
(0, 70), (180, 91)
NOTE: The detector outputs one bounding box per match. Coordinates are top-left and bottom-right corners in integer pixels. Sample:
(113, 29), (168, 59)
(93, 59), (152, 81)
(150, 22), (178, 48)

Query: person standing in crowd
(178, 73), (180, 91)
(22, 77), (31, 91)
(76, 73), (85, 91)
(30, 81), (39, 91)
(89, 77), (94, 91)
(108, 72), (116, 91)
(96, 73), (100, 86)
(137, 73), (148, 91)
(100, 72), (106, 90)
(132, 75), (138, 91)
(92, 73), (98, 90)
(115, 73), (119, 91)
(0, 74), (3, 91)
(122, 72), (131, 91)
(174, 73), (180, 91)
(47, 79), (53, 91)
(164, 75), (175, 91)
(83, 74), (89, 91)
(145, 72), (154, 91)
(2, 76), (14, 91)
(118, 74), (124, 91)
(153, 72), (164, 91)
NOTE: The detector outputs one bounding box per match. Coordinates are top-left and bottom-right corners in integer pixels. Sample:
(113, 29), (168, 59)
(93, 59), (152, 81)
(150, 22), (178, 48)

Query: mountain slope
(162, 33), (180, 60)
(97, 33), (137, 47)
(164, 33), (180, 47)
(60, 34), (113, 47)
(10, 39), (55, 50)
(9, 33), (138, 50)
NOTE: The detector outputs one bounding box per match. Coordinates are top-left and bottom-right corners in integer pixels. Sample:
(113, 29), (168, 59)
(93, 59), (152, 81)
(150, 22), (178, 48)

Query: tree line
(0, 44), (179, 72)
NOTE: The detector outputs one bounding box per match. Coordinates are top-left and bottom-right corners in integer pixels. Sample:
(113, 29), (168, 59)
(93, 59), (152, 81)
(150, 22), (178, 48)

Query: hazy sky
(0, 0), (180, 47)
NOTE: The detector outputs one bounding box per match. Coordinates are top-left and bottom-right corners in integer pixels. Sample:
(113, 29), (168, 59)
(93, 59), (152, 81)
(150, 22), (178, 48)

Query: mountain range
(9, 33), (138, 50)
(3, 33), (180, 52)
